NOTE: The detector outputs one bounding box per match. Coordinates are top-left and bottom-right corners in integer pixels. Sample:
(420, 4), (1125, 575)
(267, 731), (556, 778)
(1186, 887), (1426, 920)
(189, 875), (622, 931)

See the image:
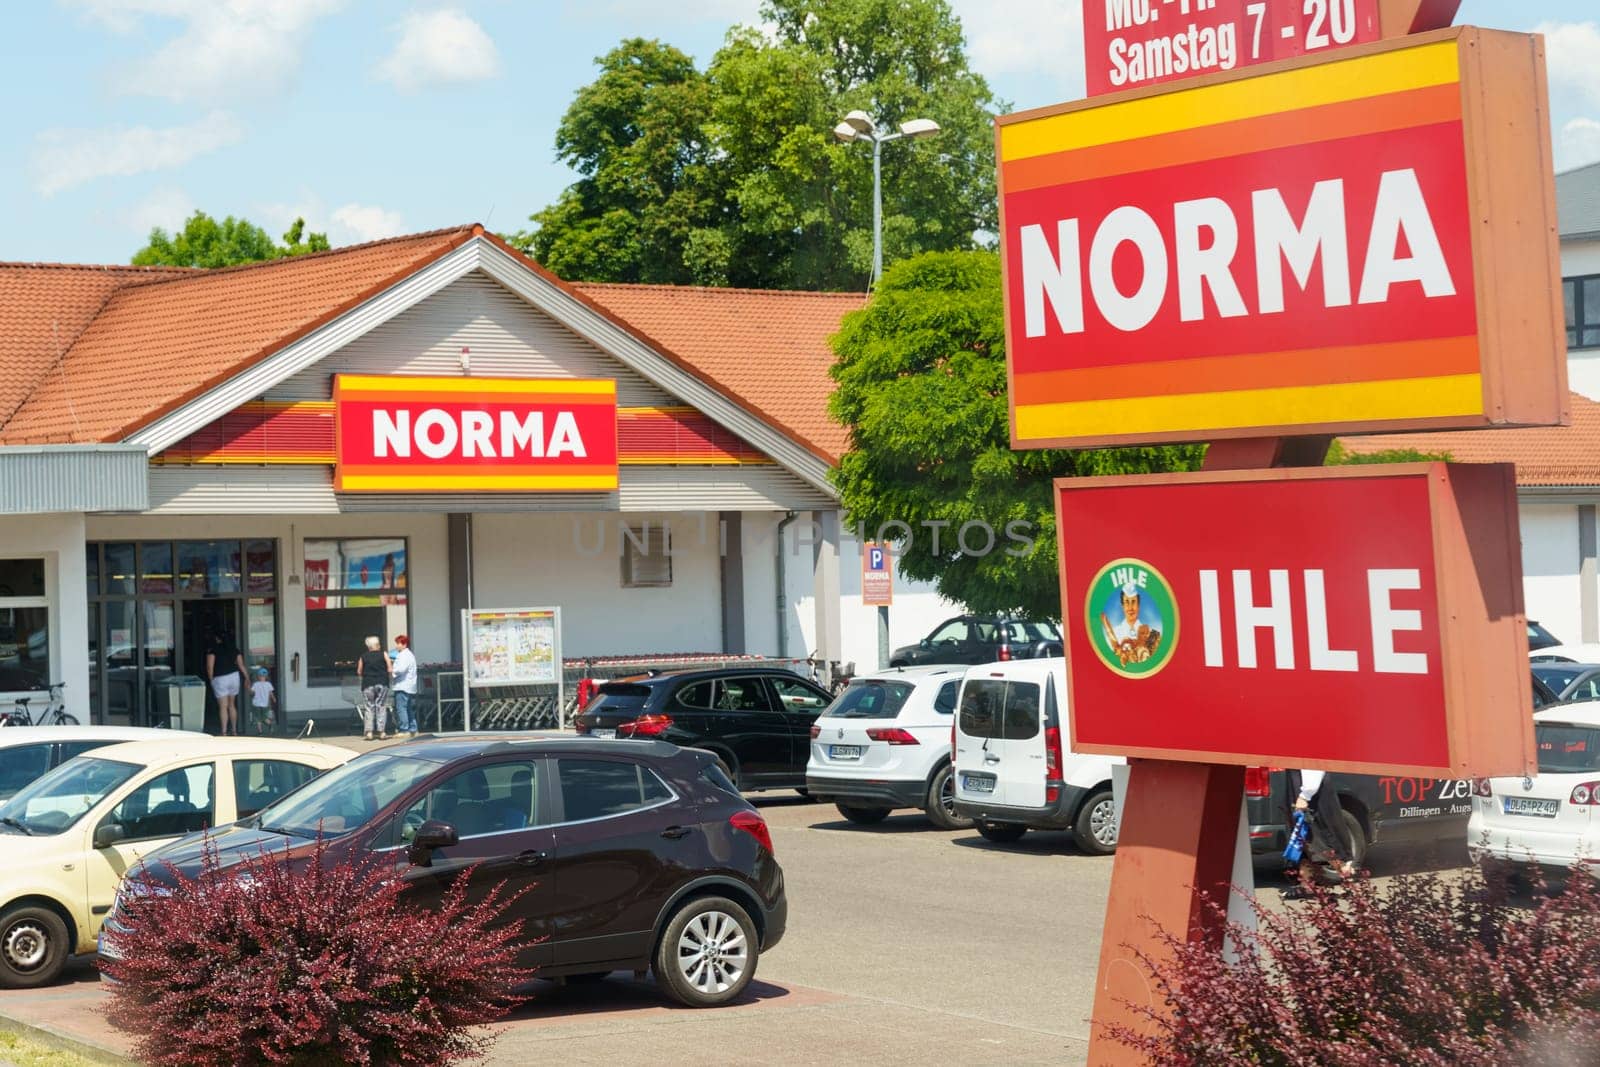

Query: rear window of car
(1006, 622), (1061, 643)
(958, 679), (1042, 740)
(827, 680), (914, 719)
(588, 683), (652, 712)
(1536, 723), (1600, 773)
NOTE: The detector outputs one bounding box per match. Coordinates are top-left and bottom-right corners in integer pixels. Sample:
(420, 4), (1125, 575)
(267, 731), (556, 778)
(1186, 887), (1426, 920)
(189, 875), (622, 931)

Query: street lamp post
(834, 110), (941, 668)
(833, 111), (941, 288)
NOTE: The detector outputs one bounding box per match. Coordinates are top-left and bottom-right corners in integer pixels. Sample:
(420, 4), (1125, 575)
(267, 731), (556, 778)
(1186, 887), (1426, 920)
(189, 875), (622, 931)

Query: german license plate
(1503, 796), (1558, 817)
(829, 745), (863, 760)
(963, 775), (995, 794)
(591, 728), (616, 739)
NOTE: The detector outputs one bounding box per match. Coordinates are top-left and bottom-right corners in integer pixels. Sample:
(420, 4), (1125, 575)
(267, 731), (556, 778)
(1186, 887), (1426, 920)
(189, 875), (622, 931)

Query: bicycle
(1, 682), (77, 727)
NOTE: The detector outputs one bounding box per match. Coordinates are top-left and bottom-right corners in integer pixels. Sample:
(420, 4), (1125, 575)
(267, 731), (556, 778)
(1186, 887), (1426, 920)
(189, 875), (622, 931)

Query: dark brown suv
(106, 737), (786, 1008)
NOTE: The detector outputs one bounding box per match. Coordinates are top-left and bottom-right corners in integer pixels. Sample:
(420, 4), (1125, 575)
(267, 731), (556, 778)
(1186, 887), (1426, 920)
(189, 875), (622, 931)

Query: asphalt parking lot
(0, 783), (1473, 1066)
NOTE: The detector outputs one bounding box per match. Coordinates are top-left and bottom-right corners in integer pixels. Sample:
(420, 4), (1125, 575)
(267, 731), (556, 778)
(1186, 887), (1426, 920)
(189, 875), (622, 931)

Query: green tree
(514, 0), (1001, 290)
(132, 212), (329, 268)
(829, 251), (1202, 620)
(1324, 441), (1451, 464)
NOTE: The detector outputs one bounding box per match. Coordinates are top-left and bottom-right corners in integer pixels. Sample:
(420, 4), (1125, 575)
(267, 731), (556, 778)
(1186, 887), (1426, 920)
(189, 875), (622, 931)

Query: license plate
(963, 775), (995, 794)
(1503, 796), (1558, 817)
(591, 728), (617, 739)
(829, 745), (864, 760)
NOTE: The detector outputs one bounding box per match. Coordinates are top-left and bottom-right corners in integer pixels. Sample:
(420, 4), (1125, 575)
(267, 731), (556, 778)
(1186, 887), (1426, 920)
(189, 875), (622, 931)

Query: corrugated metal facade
(0, 446), (148, 513)
(145, 464), (834, 514)
(268, 271), (680, 408)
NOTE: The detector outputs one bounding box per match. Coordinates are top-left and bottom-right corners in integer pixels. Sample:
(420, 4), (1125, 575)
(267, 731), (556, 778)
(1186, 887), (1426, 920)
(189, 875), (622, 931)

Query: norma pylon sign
(998, 28), (1567, 450)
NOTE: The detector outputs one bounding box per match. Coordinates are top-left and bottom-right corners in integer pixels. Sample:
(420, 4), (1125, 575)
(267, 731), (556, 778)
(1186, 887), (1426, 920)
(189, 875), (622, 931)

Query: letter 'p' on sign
(997, 27), (1568, 450)
(334, 375), (619, 492)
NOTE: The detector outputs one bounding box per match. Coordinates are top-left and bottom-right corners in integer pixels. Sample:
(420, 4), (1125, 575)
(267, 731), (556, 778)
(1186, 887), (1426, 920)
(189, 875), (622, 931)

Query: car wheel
(0, 905), (69, 989)
(836, 803), (892, 825)
(924, 764), (973, 831)
(1340, 808), (1368, 870)
(654, 896), (759, 1008)
(975, 821), (1027, 844)
(1073, 788), (1118, 855)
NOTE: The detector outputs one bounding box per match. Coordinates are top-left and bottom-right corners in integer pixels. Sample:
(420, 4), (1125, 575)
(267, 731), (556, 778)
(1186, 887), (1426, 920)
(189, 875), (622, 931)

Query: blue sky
(2, 1), (1597, 266)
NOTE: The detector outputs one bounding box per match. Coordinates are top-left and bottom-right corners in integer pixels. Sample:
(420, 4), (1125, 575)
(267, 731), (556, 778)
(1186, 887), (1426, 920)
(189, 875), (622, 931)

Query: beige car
(0, 736), (353, 987)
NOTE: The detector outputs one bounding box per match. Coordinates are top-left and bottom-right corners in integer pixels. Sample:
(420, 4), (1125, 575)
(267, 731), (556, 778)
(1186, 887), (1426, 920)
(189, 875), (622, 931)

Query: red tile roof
(572, 282), (863, 463)
(1341, 392), (1600, 487)
(0, 226), (858, 465)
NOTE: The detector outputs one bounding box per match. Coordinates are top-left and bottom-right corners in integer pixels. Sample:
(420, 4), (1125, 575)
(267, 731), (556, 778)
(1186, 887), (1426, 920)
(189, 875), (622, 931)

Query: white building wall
(84, 512), (451, 720)
(0, 513), (88, 721)
(1520, 502), (1582, 644)
(469, 512), (725, 656)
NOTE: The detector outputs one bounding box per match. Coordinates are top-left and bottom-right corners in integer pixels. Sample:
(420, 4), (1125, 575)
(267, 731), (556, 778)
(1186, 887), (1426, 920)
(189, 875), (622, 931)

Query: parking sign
(862, 543), (893, 607)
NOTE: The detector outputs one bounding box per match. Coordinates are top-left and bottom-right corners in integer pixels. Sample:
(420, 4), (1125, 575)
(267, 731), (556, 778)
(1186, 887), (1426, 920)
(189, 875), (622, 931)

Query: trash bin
(152, 676), (207, 731)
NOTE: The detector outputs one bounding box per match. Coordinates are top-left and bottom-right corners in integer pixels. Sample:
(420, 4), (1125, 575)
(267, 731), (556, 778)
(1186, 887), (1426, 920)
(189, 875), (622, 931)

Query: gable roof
(1340, 391), (1600, 488)
(0, 227), (858, 467)
(572, 282), (863, 463)
(1559, 159), (1600, 240)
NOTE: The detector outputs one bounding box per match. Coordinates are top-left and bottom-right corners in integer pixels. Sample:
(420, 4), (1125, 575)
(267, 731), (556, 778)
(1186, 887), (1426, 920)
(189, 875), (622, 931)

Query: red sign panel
(1082, 0), (1381, 97)
(334, 375), (619, 493)
(1056, 463), (1533, 776)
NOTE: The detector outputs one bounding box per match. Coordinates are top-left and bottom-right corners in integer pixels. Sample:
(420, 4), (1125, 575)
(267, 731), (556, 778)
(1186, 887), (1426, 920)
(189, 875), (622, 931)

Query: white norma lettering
(372, 410), (410, 458)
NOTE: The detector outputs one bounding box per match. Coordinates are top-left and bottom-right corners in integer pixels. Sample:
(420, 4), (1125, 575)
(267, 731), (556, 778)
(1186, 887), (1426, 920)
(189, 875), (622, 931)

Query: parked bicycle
(0, 682), (76, 726)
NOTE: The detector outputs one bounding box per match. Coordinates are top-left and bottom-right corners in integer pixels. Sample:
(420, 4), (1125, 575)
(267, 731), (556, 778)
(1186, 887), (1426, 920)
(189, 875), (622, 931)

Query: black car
(889, 615), (1061, 668)
(573, 668), (833, 791)
(1248, 675), (1560, 866)
(106, 736), (786, 1007)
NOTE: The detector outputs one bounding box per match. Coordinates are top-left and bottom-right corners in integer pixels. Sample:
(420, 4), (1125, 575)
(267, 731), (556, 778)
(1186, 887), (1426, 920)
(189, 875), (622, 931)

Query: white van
(951, 658), (1121, 854)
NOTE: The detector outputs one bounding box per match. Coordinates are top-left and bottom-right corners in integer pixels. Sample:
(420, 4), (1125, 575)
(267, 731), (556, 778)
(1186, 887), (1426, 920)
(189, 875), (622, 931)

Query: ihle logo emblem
(1085, 558), (1179, 679)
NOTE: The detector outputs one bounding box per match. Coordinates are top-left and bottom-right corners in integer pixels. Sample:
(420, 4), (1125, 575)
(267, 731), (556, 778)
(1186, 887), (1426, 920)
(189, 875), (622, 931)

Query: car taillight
(1244, 767), (1273, 798)
(1473, 778), (1493, 797)
(810, 724), (820, 739)
(866, 727), (919, 745)
(1045, 725), (1062, 778)
(1571, 781), (1600, 806)
(618, 713), (673, 738)
(998, 645), (1012, 661)
(730, 809), (773, 854)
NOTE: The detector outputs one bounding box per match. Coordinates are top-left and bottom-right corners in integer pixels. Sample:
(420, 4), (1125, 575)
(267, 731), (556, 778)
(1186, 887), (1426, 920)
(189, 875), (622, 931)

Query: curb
(0, 1013), (130, 1064)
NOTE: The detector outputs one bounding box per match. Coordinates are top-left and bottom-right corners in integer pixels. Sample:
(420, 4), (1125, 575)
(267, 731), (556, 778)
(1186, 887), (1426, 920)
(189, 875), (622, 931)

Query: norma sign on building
(333, 375), (620, 492)
(1056, 463), (1533, 777)
(1082, 0), (1383, 97)
(998, 28), (1567, 450)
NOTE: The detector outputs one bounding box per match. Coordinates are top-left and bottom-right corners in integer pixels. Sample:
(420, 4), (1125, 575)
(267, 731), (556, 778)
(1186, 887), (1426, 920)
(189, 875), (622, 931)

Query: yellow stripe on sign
(338, 474), (620, 491)
(1013, 374), (1483, 441)
(999, 41), (1460, 161)
(336, 375), (617, 396)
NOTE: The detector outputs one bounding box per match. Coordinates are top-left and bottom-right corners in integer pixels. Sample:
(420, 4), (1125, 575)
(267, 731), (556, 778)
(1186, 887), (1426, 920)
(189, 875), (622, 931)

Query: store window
(303, 538), (408, 688)
(0, 559), (50, 692)
(1565, 275), (1600, 350)
(620, 525), (672, 588)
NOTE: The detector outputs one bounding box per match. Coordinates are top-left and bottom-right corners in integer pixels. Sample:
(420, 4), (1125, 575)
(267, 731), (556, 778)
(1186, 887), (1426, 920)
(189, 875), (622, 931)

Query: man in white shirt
(1293, 769), (1357, 881)
(391, 635), (419, 737)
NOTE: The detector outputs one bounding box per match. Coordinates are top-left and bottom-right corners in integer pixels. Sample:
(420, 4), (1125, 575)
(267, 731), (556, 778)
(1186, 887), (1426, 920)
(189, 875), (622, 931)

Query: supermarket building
(0, 225), (958, 727)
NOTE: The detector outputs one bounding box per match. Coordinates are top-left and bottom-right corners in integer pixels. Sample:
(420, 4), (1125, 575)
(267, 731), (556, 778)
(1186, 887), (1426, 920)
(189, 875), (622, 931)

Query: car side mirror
(94, 822), (126, 849)
(406, 819), (458, 868)
(919, 637), (931, 649)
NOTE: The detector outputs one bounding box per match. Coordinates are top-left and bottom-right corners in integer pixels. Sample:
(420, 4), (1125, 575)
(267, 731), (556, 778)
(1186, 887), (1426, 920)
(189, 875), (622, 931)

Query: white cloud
(127, 185), (196, 233)
(375, 8), (500, 92)
(953, 0), (1085, 103)
(64, 0), (343, 101)
(1536, 21), (1600, 109)
(330, 203), (405, 243)
(1562, 117), (1600, 170)
(567, 0), (758, 19)
(31, 111), (243, 195)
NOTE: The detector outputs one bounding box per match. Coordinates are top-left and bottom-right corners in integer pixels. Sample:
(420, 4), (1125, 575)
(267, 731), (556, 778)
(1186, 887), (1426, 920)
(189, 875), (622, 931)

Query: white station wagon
(1469, 704), (1600, 877)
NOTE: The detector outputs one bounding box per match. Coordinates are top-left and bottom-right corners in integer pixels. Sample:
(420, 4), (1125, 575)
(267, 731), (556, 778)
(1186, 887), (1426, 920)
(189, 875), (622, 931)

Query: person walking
(249, 667), (276, 735)
(356, 635), (393, 741)
(391, 635), (419, 737)
(1285, 769), (1357, 888)
(206, 629), (249, 737)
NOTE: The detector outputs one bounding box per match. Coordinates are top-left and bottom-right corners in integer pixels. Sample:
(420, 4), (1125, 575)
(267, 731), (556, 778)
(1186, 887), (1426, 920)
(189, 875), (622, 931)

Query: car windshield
(251, 753), (437, 839)
(826, 680), (915, 719)
(0, 756), (140, 836)
(1536, 723), (1600, 773)
(1532, 663), (1585, 692)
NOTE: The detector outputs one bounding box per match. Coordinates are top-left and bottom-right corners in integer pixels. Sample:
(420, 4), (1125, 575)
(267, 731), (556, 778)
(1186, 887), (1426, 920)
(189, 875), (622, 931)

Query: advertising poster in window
(466, 608), (560, 687)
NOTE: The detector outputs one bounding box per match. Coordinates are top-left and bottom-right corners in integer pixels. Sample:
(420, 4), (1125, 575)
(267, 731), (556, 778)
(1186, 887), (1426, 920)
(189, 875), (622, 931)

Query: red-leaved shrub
(101, 840), (535, 1066)
(1111, 865), (1600, 1065)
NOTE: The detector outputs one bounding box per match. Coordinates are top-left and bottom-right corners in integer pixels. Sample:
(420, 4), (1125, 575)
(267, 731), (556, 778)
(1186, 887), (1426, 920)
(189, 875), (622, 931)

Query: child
(249, 667), (277, 735)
